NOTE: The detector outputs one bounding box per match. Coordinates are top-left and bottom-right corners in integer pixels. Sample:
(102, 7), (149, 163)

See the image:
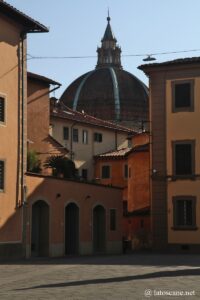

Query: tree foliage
(44, 155), (76, 179)
(27, 150), (41, 173)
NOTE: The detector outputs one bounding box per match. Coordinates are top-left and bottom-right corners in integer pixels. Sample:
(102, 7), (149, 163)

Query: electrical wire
(27, 48), (200, 60)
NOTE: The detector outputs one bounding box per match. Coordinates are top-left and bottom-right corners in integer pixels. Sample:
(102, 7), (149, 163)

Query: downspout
(20, 31), (28, 258)
(70, 122), (77, 160)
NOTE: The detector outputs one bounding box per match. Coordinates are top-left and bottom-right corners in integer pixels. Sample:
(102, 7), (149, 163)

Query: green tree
(44, 155), (76, 179)
(27, 150), (41, 173)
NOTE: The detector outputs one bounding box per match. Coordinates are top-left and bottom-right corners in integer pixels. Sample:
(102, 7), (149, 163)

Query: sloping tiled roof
(51, 104), (136, 134)
(94, 147), (132, 159)
(94, 143), (149, 160)
(0, 1), (49, 32)
(138, 56), (200, 71)
(28, 72), (61, 86)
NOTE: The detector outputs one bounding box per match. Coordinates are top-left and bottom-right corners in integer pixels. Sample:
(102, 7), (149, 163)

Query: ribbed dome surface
(60, 67), (148, 123)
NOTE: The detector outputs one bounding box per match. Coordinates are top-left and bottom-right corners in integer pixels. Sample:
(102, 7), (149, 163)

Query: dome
(60, 14), (149, 128)
(60, 67), (148, 123)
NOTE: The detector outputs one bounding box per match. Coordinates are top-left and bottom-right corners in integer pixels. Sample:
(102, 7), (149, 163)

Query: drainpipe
(70, 122), (77, 160)
(20, 31), (28, 258)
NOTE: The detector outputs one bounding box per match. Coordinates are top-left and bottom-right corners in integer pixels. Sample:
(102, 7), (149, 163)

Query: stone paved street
(0, 254), (200, 300)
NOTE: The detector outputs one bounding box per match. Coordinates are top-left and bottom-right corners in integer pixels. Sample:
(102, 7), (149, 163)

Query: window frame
(0, 94), (6, 126)
(63, 126), (69, 140)
(124, 163), (128, 179)
(82, 129), (88, 144)
(72, 128), (79, 143)
(94, 132), (103, 143)
(110, 208), (117, 231)
(0, 159), (5, 192)
(172, 196), (197, 230)
(172, 140), (195, 178)
(172, 79), (194, 113)
(101, 164), (111, 179)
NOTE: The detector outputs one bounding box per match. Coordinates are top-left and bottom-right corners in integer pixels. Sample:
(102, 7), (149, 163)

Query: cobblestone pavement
(0, 254), (200, 300)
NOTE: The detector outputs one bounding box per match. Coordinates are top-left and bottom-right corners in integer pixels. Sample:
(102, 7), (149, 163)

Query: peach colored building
(0, 1), (48, 257)
(94, 132), (151, 249)
(50, 103), (134, 180)
(0, 2), (123, 258)
(139, 57), (200, 252)
(27, 72), (68, 173)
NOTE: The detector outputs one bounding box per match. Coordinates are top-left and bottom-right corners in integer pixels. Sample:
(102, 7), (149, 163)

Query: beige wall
(50, 117), (128, 180)
(0, 15), (24, 242)
(166, 76), (200, 244)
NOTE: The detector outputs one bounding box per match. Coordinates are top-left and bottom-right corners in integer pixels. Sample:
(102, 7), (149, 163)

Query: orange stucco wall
(0, 14), (24, 242)
(27, 79), (50, 169)
(94, 159), (128, 190)
(127, 150), (150, 212)
(26, 174), (123, 256)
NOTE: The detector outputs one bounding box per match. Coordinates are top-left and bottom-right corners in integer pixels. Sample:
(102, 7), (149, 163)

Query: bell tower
(96, 12), (122, 69)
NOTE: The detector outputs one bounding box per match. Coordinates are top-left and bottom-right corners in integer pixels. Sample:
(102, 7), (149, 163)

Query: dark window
(0, 161), (5, 191)
(82, 169), (88, 180)
(63, 127), (69, 140)
(73, 128), (79, 142)
(94, 132), (102, 143)
(129, 167), (131, 178)
(123, 201), (128, 215)
(173, 197), (196, 229)
(124, 164), (128, 178)
(102, 165), (110, 179)
(140, 220), (144, 228)
(0, 97), (5, 123)
(82, 130), (88, 144)
(110, 209), (116, 231)
(173, 142), (194, 176)
(172, 81), (194, 112)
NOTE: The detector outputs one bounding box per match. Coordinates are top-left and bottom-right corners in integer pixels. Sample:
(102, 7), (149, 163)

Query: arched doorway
(31, 200), (49, 257)
(65, 203), (79, 255)
(93, 205), (106, 253)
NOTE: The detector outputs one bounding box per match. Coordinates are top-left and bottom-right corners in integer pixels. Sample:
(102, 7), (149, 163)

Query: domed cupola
(60, 14), (148, 127)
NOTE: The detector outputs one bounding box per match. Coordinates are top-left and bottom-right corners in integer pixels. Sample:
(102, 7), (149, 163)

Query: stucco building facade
(139, 57), (200, 252)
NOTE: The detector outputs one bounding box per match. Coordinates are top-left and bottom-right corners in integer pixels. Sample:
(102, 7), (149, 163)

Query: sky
(7, 0), (200, 98)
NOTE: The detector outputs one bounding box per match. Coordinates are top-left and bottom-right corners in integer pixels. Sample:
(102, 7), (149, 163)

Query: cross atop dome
(96, 13), (122, 69)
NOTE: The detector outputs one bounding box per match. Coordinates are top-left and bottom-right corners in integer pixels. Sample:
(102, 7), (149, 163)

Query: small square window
(94, 132), (102, 143)
(102, 165), (110, 179)
(0, 96), (5, 123)
(172, 80), (194, 112)
(173, 141), (195, 176)
(110, 209), (116, 231)
(63, 127), (69, 140)
(82, 130), (88, 144)
(173, 196), (196, 229)
(0, 160), (5, 191)
(73, 128), (79, 142)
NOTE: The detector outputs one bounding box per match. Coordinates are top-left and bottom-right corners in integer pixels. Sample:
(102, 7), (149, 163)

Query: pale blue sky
(8, 0), (200, 97)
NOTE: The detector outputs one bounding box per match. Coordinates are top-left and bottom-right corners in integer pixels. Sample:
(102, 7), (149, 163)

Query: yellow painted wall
(166, 77), (200, 244)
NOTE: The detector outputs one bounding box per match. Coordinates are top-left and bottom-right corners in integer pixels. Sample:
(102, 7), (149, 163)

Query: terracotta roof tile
(51, 104), (136, 133)
(138, 56), (200, 71)
(95, 143), (149, 160)
(94, 147), (132, 159)
(0, 1), (49, 32)
(28, 72), (61, 86)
